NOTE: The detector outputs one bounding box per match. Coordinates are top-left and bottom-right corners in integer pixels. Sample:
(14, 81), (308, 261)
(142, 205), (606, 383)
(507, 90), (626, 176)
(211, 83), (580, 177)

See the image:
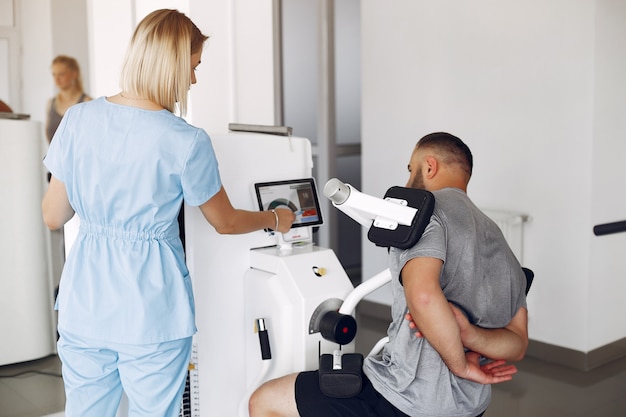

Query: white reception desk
(0, 117), (56, 365)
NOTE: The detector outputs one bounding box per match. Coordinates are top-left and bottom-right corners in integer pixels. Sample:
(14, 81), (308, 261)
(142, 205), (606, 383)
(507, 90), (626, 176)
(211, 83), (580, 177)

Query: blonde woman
(45, 55), (92, 143)
(42, 9), (294, 417)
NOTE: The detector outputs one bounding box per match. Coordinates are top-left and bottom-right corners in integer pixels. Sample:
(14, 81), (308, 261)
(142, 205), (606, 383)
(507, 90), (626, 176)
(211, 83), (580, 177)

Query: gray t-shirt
(363, 187), (527, 417)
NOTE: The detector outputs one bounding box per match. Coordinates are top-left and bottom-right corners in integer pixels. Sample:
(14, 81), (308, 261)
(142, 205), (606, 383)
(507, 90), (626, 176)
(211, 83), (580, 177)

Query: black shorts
(294, 370), (410, 417)
(295, 371), (487, 417)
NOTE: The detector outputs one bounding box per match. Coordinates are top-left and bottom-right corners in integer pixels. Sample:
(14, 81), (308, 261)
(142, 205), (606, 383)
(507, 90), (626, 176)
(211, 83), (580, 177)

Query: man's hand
(462, 351), (518, 385)
(405, 312), (518, 385)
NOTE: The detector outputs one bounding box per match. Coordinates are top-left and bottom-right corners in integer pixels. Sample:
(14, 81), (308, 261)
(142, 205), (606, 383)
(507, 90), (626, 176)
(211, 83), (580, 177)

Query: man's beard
(409, 166), (425, 189)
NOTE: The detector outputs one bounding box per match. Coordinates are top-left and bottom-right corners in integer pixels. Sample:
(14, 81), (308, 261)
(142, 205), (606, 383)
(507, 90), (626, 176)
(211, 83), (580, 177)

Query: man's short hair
(417, 132), (473, 176)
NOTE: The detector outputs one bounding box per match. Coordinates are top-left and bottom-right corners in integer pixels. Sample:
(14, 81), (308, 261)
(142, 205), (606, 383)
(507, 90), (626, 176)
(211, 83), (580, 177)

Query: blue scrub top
(44, 97), (222, 344)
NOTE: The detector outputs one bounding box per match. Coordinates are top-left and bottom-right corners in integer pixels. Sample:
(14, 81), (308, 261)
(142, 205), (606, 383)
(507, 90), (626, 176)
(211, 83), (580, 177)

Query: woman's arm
(42, 176), (75, 230)
(199, 186), (295, 234)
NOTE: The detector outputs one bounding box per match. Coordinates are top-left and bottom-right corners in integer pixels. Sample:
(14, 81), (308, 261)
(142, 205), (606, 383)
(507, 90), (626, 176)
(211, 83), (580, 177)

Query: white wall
(51, 0), (90, 93)
(362, 0), (626, 353)
(588, 0), (626, 350)
(85, 0), (134, 98)
(190, 0), (277, 133)
(17, 0), (626, 357)
(67, 0), (276, 133)
(18, 0), (89, 125)
(19, 0), (54, 123)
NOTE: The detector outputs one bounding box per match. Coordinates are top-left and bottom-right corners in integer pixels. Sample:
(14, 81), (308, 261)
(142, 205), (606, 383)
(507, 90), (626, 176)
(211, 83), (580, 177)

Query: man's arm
(402, 257), (467, 374)
(450, 303), (528, 362)
(402, 257), (517, 384)
(406, 301), (529, 362)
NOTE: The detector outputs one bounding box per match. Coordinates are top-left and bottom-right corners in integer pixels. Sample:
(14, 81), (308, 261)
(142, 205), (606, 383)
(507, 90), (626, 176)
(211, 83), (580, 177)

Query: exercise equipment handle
(593, 220), (626, 236)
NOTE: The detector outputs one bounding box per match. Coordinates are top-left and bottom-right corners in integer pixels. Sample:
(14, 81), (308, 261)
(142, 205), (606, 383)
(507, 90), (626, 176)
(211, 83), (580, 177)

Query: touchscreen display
(254, 178), (323, 228)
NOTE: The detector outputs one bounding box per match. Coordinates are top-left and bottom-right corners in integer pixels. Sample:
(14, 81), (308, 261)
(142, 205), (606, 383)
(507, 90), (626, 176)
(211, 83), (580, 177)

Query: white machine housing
(244, 245), (355, 382)
(0, 118), (57, 366)
(184, 132), (355, 417)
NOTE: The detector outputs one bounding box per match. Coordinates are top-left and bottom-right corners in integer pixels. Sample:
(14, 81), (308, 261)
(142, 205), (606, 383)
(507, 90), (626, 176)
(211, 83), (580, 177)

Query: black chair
(522, 267), (534, 295)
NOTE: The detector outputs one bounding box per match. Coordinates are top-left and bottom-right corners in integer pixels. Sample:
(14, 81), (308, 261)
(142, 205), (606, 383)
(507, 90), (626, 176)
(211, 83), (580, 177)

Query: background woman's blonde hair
(52, 55), (84, 93)
(119, 9), (208, 116)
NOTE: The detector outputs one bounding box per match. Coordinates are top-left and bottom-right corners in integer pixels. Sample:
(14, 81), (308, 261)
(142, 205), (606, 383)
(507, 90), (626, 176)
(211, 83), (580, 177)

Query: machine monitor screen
(254, 178), (323, 229)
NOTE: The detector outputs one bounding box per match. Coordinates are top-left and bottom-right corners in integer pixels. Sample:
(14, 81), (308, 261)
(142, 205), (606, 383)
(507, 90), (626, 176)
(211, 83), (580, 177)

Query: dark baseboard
(356, 300), (626, 371)
(527, 337), (626, 371)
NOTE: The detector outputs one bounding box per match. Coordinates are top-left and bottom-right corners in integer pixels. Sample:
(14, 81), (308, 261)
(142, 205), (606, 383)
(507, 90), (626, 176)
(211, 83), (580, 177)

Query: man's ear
(424, 155), (438, 179)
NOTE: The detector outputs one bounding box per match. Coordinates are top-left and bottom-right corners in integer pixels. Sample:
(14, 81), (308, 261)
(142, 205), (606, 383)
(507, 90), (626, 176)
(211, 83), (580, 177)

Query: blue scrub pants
(57, 330), (192, 417)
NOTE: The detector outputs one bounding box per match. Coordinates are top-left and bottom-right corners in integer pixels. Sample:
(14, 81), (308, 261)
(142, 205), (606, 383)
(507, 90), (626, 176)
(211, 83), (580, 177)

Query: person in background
(0, 99), (12, 113)
(249, 132), (528, 417)
(45, 55), (92, 143)
(45, 55), (92, 312)
(41, 9), (295, 417)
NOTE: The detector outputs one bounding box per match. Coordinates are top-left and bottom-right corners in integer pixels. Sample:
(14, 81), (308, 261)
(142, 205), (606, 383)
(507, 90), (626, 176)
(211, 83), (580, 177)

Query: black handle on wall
(593, 220), (626, 236)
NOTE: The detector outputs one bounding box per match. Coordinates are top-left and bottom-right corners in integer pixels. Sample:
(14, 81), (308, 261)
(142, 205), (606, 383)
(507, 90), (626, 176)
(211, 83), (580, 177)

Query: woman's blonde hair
(52, 55), (85, 93)
(120, 9), (208, 116)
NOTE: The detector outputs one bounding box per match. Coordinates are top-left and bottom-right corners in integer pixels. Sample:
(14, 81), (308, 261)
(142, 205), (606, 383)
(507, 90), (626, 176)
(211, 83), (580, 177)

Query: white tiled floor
(2, 333), (626, 417)
(0, 355), (64, 417)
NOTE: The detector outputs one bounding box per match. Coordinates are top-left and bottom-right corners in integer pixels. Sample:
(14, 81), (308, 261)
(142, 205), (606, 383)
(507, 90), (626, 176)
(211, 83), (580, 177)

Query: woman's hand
(273, 208), (296, 233)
